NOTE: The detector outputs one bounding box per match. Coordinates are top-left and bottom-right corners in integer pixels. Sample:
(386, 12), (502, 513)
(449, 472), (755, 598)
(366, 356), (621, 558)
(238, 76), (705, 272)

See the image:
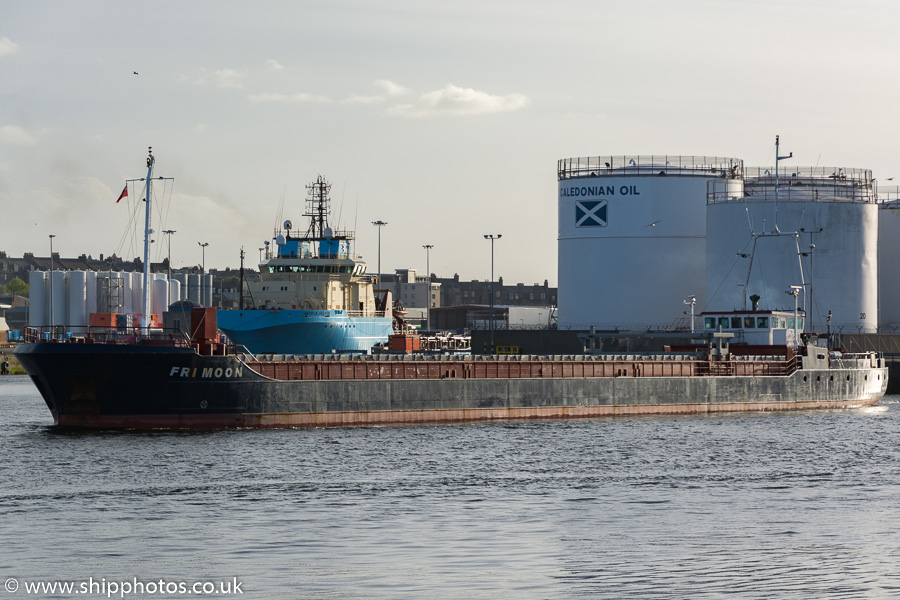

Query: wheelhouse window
(743, 316), (755, 328)
(757, 317), (769, 329)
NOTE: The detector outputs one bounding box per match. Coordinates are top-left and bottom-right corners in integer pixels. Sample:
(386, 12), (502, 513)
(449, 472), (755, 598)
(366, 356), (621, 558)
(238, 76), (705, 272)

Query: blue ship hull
(216, 309), (393, 354)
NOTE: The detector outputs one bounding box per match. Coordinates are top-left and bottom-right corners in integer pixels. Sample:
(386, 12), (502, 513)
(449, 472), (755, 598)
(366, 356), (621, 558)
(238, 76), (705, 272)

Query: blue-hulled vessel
(216, 176), (394, 354)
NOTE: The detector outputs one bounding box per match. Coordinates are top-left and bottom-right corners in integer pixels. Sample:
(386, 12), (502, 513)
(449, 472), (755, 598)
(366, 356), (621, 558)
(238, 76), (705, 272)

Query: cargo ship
(216, 175), (394, 354)
(12, 147), (889, 428)
(14, 305), (888, 429)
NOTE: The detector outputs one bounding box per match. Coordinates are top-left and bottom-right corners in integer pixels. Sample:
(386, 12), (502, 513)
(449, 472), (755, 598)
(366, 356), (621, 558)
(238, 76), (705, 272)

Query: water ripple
(2, 377), (900, 598)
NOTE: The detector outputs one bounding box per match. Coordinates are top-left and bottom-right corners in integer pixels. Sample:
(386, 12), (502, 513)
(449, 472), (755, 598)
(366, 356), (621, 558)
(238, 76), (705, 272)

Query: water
(3, 374), (900, 599)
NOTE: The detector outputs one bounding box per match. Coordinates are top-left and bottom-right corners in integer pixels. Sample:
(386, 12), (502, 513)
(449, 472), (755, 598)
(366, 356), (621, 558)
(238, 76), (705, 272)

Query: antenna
(773, 135), (793, 233)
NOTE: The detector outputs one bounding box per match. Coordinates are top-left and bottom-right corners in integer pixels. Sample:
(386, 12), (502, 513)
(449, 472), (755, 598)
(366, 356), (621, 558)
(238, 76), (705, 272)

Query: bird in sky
(133, 71), (138, 75)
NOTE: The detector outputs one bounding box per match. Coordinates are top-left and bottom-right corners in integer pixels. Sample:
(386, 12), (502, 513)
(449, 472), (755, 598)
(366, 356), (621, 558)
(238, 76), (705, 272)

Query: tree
(6, 277), (28, 296)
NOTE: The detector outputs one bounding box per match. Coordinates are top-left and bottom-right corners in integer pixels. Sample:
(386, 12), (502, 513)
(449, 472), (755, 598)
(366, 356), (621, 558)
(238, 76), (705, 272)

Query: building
(433, 274), (556, 309)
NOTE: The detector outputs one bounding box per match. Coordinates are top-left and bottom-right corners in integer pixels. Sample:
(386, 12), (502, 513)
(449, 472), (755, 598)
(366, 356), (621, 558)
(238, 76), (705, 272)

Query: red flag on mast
(116, 185), (128, 203)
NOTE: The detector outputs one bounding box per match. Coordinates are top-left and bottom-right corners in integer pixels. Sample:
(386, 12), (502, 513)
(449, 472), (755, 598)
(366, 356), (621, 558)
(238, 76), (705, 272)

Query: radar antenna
(304, 175), (331, 239)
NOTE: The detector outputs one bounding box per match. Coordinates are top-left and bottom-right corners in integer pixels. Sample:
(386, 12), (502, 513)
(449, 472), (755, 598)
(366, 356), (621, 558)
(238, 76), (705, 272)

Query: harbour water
(2, 373), (900, 599)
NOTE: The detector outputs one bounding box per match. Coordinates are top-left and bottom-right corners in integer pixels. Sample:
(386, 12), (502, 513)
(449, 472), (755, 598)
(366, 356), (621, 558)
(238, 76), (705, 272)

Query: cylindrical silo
(151, 278), (168, 321)
(557, 155), (743, 329)
(67, 270), (87, 328)
(50, 271), (67, 327)
(706, 166), (878, 333)
(28, 270), (47, 327)
(203, 274), (213, 307)
(174, 273), (188, 301)
(168, 279), (182, 308)
(85, 271), (98, 316)
(130, 272), (144, 316)
(188, 274), (201, 305)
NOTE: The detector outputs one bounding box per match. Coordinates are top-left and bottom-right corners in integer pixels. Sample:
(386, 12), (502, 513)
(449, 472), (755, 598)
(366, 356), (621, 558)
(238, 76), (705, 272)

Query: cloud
(375, 79), (407, 97)
(248, 92), (331, 103)
(0, 125), (38, 146)
(180, 68), (246, 89)
(265, 59), (284, 71)
(388, 84), (529, 117)
(194, 123), (210, 133)
(342, 79), (409, 104)
(0, 37), (19, 58)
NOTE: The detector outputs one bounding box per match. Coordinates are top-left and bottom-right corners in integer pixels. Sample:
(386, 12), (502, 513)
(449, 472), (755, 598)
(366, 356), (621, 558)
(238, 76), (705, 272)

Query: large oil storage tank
(557, 155), (743, 329)
(877, 193), (900, 328)
(706, 166), (878, 333)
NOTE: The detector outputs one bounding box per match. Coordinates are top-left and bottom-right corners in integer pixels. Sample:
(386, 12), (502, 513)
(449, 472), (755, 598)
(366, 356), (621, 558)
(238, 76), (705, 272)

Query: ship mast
(303, 175), (331, 239)
(141, 147), (154, 331)
(127, 147), (172, 332)
(773, 134), (792, 233)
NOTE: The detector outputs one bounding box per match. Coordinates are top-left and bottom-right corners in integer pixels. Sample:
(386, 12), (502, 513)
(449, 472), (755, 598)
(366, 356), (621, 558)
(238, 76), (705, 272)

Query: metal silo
(557, 155), (743, 329)
(706, 166), (878, 333)
(28, 270), (47, 327)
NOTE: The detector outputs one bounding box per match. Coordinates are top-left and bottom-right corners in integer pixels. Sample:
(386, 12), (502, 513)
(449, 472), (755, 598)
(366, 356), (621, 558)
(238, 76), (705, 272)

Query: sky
(2, 0), (900, 287)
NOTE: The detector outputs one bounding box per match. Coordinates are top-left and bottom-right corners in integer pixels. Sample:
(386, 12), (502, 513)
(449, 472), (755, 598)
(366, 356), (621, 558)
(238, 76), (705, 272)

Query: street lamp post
(484, 234), (502, 351)
(48, 234), (56, 330)
(198, 242), (209, 274)
(163, 230), (175, 306)
(423, 244), (433, 331)
(372, 221), (387, 285)
(198, 242), (209, 308)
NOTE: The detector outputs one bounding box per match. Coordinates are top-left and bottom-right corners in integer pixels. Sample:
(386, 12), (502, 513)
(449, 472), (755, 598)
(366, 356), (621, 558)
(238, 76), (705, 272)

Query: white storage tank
(85, 270), (98, 316)
(174, 273), (188, 301)
(50, 270), (67, 326)
(67, 270), (87, 327)
(168, 279), (182, 307)
(877, 195), (900, 328)
(130, 272), (143, 315)
(188, 274), (201, 305)
(28, 270), (47, 327)
(203, 274), (214, 307)
(557, 155), (743, 329)
(706, 167), (878, 333)
(151, 277), (169, 320)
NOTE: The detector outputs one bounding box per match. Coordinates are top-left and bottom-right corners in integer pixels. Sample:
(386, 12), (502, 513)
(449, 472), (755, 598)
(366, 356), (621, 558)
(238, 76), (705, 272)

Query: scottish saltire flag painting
(575, 200), (607, 227)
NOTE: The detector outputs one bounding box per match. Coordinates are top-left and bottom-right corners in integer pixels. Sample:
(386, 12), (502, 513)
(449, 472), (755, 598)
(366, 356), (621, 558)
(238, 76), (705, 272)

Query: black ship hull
(15, 341), (888, 429)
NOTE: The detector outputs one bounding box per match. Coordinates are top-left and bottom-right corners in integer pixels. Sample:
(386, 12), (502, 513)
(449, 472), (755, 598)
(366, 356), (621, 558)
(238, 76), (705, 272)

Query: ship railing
(22, 325), (193, 347)
(239, 351), (803, 381)
(344, 310), (388, 318)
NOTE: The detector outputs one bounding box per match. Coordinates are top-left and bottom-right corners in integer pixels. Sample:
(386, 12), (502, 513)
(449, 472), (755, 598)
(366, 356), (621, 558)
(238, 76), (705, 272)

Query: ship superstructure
(216, 176), (393, 354)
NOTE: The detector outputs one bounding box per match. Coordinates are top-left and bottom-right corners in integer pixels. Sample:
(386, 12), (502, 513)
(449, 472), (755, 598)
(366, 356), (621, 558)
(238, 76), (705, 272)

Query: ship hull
(216, 309), (393, 354)
(15, 342), (888, 429)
